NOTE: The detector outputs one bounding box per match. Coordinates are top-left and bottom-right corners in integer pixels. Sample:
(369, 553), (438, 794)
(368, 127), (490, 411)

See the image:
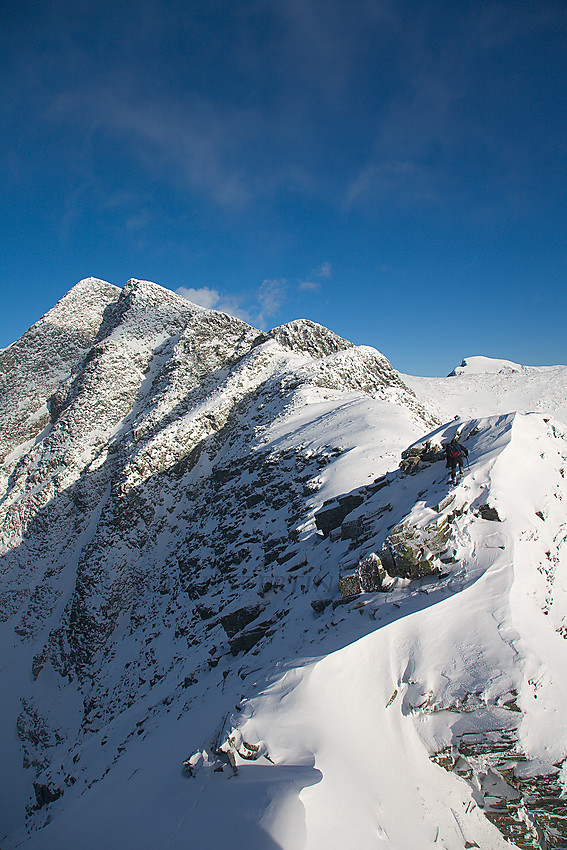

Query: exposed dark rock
(332, 595), (360, 608)
(400, 440), (445, 473)
(266, 319), (353, 359)
(315, 493), (365, 537)
(399, 455), (423, 474)
(432, 727), (567, 849)
(338, 493), (365, 512)
(228, 620), (275, 655)
(358, 554), (387, 591)
(382, 519), (451, 579)
(366, 476), (391, 494)
(311, 599), (332, 614)
(220, 604), (265, 638)
(33, 782), (63, 808)
(341, 519), (364, 540)
(338, 574), (362, 597)
(478, 504), (502, 522)
(276, 549), (297, 565)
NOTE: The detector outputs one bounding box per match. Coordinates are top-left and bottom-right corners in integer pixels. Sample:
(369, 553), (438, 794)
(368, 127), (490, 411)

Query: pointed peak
(267, 318), (353, 358)
(72, 277), (121, 296)
(30, 278), (120, 337)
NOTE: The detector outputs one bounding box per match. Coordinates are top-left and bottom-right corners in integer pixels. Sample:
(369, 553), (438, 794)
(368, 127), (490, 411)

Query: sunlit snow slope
(1, 280), (566, 850)
(402, 355), (567, 426)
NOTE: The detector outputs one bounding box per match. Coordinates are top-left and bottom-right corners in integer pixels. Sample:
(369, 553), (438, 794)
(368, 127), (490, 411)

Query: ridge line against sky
(1, 0), (566, 375)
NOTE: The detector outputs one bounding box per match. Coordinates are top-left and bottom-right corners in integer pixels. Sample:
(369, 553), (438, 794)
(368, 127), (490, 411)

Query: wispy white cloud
(299, 280), (321, 292)
(11, 0), (563, 226)
(176, 285), (253, 323)
(343, 4), (564, 211)
(275, 0), (398, 105)
(256, 278), (287, 328)
(346, 160), (439, 207)
(314, 261), (332, 278)
(299, 261), (332, 291)
(36, 2), (406, 213)
(176, 286), (221, 310)
(125, 209), (151, 232)
(176, 278), (287, 328)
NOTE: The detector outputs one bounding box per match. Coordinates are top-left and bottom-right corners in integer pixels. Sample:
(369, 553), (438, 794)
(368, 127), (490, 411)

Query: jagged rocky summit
(1, 278), (566, 850)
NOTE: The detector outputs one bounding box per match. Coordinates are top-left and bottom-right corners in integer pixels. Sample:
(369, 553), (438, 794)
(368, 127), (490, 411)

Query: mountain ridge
(1, 279), (566, 849)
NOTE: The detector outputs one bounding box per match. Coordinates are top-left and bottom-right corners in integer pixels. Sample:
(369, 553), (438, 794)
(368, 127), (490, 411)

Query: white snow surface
(450, 355), (526, 375)
(403, 355), (567, 426)
(1, 280), (566, 850)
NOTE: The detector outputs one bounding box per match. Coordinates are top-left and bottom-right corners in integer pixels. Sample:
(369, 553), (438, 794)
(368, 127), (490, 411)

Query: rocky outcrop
(382, 518), (452, 579)
(266, 319), (352, 359)
(220, 605), (266, 638)
(432, 717), (567, 848)
(315, 493), (365, 537)
(399, 439), (446, 473)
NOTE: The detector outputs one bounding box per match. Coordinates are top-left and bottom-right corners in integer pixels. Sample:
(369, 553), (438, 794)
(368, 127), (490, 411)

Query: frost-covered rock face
(1, 280), (566, 850)
(0, 278), (120, 484)
(266, 318), (353, 358)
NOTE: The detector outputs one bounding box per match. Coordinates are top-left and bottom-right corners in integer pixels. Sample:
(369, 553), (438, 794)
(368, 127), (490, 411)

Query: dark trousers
(448, 458), (463, 481)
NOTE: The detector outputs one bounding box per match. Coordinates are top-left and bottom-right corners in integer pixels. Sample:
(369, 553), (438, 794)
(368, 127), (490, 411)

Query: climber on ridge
(445, 435), (468, 485)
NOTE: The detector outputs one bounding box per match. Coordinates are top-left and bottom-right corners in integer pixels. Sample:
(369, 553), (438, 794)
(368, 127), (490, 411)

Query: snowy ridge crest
(0, 279), (566, 849)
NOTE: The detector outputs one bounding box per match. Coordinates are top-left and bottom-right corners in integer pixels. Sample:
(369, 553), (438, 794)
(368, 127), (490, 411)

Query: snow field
(218, 412), (567, 848)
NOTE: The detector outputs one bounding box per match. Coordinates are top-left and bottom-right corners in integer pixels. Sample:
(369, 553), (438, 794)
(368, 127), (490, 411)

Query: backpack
(447, 443), (461, 459)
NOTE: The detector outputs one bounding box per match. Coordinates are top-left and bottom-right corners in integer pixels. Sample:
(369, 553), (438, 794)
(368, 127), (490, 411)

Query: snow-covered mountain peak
(1, 280), (566, 850)
(0, 279), (121, 480)
(266, 318), (353, 358)
(405, 355), (567, 427)
(94, 277), (199, 344)
(38, 277), (121, 333)
(448, 355), (526, 376)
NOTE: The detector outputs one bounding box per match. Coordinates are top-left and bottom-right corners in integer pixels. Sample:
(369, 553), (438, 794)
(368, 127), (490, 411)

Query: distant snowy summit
(447, 355), (526, 376)
(404, 352), (567, 427)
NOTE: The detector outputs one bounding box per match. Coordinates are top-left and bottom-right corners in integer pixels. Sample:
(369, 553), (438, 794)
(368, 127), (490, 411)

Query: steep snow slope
(8, 413), (567, 850)
(227, 413), (567, 849)
(402, 356), (567, 426)
(1, 281), (566, 849)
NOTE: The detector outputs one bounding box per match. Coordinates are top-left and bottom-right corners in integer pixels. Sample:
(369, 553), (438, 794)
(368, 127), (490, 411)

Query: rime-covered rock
(0, 278), (120, 484)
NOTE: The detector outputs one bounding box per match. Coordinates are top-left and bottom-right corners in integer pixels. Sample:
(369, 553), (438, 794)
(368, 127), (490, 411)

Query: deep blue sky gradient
(1, 0), (566, 374)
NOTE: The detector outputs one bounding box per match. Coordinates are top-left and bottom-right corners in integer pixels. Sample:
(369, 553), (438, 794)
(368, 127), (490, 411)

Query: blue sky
(1, 0), (566, 375)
